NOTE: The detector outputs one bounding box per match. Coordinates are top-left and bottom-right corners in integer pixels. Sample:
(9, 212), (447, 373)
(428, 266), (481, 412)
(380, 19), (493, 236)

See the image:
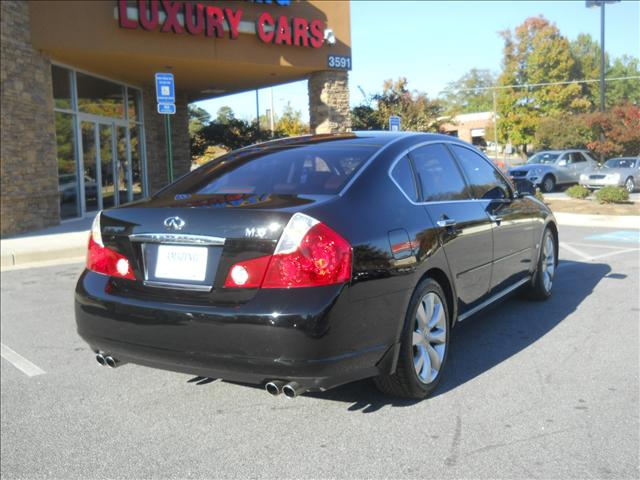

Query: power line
(440, 75), (640, 94)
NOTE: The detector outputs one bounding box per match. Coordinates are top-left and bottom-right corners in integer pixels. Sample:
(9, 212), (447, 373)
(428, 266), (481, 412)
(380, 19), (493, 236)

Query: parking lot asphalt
(1, 224), (638, 479)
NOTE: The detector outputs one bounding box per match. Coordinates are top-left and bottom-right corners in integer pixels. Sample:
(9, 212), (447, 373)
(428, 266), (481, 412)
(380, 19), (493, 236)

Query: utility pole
(269, 87), (275, 135)
(255, 89), (260, 133)
(492, 90), (499, 161)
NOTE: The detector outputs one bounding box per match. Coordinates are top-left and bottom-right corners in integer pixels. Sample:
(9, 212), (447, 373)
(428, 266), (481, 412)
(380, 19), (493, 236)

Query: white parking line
(1, 343), (46, 377)
(560, 241), (639, 262)
(559, 242), (591, 261)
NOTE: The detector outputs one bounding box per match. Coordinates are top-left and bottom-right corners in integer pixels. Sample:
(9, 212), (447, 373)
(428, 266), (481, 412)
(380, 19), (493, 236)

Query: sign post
(389, 115), (401, 132)
(155, 73), (176, 183)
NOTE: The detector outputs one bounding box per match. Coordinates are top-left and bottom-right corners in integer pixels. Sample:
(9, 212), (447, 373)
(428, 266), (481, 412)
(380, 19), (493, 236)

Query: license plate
(154, 245), (208, 282)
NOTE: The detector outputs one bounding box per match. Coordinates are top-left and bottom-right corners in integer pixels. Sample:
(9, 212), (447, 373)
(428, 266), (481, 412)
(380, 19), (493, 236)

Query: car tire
(541, 175), (556, 193)
(374, 278), (450, 399)
(526, 228), (556, 301)
(625, 177), (635, 193)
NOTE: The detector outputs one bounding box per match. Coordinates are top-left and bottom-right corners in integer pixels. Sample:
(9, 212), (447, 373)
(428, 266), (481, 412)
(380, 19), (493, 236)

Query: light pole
(585, 0), (620, 112)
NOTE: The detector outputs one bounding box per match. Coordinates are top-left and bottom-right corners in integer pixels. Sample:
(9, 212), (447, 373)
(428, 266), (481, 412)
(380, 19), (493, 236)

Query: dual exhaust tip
(265, 380), (306, 399)
(95, 352), (122, 368)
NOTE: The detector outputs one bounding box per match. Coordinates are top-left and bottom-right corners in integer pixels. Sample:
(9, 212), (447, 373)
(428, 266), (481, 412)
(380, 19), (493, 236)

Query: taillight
(224, 213), (352, 289)
(86, 212), (135, 280)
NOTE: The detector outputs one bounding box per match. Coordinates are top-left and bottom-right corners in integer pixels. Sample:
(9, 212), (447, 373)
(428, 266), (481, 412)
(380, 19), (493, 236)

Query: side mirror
(513, 178), (536, 198)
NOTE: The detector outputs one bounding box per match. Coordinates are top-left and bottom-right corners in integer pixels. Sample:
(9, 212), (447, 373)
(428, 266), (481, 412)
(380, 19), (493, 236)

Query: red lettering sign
(117, 1), (324, 48)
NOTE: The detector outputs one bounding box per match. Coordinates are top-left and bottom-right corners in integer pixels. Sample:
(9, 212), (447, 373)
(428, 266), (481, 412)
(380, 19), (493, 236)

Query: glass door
(80, 120), (120, 212)
(99, 123), (117, 209)
(81, 121), (99, 212)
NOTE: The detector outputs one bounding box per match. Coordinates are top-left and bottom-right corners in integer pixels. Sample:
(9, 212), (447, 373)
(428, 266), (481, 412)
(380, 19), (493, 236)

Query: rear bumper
(75, 271), (392, 391)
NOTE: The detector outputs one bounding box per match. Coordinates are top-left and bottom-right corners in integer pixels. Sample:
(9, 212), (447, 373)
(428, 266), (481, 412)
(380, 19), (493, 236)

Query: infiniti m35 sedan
(75, 132), (558, 399)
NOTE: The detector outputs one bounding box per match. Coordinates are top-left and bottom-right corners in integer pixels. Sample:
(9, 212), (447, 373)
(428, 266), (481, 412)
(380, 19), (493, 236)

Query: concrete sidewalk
(1, 216), (92, 268)
(1, 211), (638, 269)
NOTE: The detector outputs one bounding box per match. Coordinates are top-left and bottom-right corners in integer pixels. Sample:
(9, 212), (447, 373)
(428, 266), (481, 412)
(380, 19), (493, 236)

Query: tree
(606, 55), (640, 107)
(216, 106), (235, 124)
(569, 33), (603, 110)
(188, 105), (211, 157)
(374, 77), (445, 131)
(533, 114), (596, 150)
(496, 16), (588, 153)
(442, 68), (496, 115)
(275, 103), (308, 136)
(350, 105), (383, 130)
(586, 104), (640, 157)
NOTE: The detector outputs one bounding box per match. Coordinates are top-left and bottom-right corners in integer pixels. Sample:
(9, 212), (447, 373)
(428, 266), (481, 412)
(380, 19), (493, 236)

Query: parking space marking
(1, 343), (46, 377)
(585, 230), (640, 244)
(559, 242), (591, 261)
(560, 241), (639, 262)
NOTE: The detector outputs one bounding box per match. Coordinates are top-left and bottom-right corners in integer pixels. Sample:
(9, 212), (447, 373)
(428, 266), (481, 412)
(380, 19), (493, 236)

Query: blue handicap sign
(389, 115), (401, 131)
(155, 73), (175, 104)
(157, 103), (176, 115)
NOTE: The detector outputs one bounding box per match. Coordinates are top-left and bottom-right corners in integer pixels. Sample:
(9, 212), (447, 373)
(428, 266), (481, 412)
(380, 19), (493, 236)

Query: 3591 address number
(327, 55), (352, 70)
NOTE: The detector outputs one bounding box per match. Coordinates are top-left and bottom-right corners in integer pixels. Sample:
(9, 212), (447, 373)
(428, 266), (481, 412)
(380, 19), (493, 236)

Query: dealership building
(0, 0), (352, 236)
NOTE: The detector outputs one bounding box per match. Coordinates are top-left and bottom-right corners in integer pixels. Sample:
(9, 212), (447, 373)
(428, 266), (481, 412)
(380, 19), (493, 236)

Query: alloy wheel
(541, 233), (555, 292)
(625, 178), (635, 193)
(412, 292), (447, 384)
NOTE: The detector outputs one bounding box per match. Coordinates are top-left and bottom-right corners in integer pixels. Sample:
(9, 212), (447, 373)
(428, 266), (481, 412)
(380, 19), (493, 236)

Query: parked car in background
(75, 132), (558, 400)
(508, 150), (598, 192)
(579, 157), (640, 193)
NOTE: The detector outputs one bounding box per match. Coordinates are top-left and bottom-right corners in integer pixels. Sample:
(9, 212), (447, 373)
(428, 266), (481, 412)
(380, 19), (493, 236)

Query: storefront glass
(52, 65), (147, 219)
(55, 112), (80, 219)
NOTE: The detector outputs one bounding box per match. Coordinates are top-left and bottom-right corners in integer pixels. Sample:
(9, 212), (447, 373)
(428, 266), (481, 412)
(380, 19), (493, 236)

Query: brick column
(142, 87), (191, 194)
(1, 1), (59, 236)
(308, 70), (351, 134)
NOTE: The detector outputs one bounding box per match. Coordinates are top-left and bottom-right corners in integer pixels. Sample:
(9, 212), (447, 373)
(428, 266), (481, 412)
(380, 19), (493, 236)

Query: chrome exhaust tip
(265, 380), (285, 396)
(96, 353), (106, 366)
(105, 356), (117, 368)
(282, 382), (305, 399)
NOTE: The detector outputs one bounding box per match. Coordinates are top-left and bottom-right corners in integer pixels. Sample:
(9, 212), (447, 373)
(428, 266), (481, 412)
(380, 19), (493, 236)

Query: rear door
(409, 143), (494, 313)
(449, 145), (534, 293)
(567, 152), (590, 181)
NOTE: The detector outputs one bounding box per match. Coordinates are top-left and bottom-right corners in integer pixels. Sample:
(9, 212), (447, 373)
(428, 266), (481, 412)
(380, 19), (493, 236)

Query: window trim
(387, 140), (511, 205)
(446, 143), (514, 200)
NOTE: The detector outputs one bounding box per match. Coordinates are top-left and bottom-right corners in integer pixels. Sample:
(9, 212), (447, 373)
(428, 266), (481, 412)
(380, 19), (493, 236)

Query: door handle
(437, 218), (457, 228)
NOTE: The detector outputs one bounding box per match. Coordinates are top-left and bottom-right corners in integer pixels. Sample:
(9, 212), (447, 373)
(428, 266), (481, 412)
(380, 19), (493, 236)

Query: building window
(52, 65), (147, 219)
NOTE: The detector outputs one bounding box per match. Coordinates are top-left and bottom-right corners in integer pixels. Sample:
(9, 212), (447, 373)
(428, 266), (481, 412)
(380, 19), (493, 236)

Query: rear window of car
(162, 144), (378, 196)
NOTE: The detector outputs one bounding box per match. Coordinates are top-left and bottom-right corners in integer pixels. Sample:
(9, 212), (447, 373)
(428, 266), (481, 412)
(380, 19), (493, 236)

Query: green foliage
(496, 16), (588, 152)
(569, 33), (603, 110)
(351, 78), (445, 131)
(594, 186), (629, 204)
(565, 184), (590, 199)
(351, 105), (383, 130)
(215, 106), (235, 124)
(275, 103), (308, 136)
(442, 68), (496, 115)
(606, 55), (640, 107)
(586, 104), (640, 157)
(534, 114), (596, 150)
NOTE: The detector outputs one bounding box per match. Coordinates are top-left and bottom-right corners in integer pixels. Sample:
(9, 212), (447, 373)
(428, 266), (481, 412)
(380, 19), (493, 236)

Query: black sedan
(75, 132), (558, 399)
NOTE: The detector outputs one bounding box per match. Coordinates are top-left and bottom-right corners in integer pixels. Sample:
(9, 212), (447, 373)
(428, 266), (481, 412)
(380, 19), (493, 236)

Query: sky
(196, 0), (640, 122)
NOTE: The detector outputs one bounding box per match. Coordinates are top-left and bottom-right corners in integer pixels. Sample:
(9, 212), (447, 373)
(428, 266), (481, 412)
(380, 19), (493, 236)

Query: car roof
(239, 131), (464, 152)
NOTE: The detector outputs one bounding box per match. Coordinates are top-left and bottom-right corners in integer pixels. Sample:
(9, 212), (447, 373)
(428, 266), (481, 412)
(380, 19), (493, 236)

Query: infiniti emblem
(164, 216), (186, 231)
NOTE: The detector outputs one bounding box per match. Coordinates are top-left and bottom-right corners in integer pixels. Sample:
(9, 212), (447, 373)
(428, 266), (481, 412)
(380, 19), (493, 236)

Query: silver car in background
(508, 150), (598, 192)
(579, 157), (640, 193)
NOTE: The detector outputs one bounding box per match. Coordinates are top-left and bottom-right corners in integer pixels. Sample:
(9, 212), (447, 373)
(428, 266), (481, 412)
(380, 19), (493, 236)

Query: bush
(535, 190), (545, 203)
(565, 185), (590, 199)
(594, 186), (630, 204)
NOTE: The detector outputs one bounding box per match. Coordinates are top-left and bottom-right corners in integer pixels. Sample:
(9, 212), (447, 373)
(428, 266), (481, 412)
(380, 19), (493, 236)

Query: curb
(1, 246), (87, 268)
(554, 212), (640, 230)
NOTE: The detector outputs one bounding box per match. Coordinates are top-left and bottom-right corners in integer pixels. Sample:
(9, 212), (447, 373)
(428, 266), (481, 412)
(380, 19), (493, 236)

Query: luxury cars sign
(118, 0), (326, 48)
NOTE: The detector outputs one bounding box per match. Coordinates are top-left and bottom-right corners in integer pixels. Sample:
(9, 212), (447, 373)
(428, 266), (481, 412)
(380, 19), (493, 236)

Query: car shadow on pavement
(310, 260), (610, 412)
